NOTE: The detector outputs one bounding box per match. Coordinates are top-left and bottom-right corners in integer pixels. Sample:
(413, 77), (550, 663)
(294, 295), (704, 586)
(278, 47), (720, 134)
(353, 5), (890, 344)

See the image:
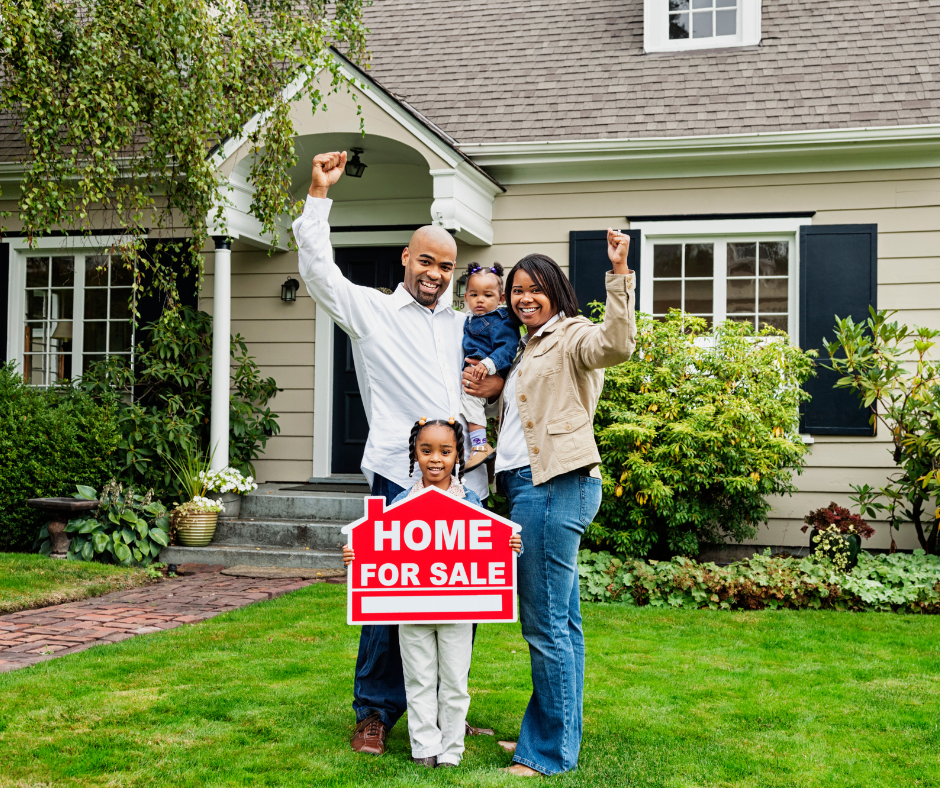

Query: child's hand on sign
(510, 535), (522, 554)
(342, 544), (355, 566)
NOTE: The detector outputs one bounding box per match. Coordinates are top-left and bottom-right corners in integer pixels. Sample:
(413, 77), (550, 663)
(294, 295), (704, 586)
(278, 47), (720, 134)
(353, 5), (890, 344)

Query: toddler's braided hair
(466, 261), (505, 292)
(407, 417), (467, 481)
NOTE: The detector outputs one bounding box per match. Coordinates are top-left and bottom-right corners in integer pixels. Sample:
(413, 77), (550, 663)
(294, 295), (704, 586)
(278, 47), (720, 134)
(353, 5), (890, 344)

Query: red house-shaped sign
(342, 487), (520, 625)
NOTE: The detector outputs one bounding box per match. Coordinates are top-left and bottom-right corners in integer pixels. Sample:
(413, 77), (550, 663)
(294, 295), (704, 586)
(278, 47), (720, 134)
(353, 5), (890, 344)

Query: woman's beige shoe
(501, 763), (541, 777)
(465, 443), (496, 471)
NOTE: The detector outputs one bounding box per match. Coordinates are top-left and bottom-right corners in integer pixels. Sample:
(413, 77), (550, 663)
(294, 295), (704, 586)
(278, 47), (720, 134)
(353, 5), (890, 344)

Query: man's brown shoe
(351, 713), (387, 755)
(466, 722), (495, 736)
(465, 443), (496, 471)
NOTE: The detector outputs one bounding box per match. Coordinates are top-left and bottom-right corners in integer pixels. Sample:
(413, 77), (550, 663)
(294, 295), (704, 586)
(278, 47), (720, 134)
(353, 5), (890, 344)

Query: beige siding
(463, 166), (940, 550)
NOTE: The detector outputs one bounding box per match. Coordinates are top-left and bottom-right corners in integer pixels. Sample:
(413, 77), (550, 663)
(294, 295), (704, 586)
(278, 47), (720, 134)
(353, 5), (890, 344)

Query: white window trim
(644, 0), (761, 53)
(631, 217), (812, 344)
(5, 238), (137, 384)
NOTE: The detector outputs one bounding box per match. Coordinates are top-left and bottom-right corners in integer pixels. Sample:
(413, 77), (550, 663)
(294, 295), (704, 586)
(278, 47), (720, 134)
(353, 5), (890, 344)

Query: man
(293, 151), (504, 756)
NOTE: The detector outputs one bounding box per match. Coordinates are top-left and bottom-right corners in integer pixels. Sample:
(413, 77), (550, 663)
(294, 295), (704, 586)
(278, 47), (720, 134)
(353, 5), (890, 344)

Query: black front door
(331, 247), (405, 475)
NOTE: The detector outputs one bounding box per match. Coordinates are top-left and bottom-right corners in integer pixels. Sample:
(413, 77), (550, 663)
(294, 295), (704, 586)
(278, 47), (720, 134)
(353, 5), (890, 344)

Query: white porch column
(209, 236), (232, 472)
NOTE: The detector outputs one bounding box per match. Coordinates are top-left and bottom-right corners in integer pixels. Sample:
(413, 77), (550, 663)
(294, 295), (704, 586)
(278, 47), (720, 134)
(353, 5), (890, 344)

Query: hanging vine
(0, 0), (370, 311)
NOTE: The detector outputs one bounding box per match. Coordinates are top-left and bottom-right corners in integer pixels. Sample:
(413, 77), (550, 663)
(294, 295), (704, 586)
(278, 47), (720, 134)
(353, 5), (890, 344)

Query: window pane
(85, 288), (108, 319)
(716, 0), (736, 6)
(654, 244), (682, 278)
(50, 289), (74, 321)
(759, 242), (789, 276)
(669, 12), (690, 39)
(85, 256), (110, 287)
(727, 278), (756, 313)
(109, 321), (134, 353)
(692, 10), (713, 37)
(758, 278), (788, 312)
(669, 0), (689, 8)
(685, 279), (713, 313)
(692, 0), (713, 8)
(50, 353), (72, 383)
(23, 354), (47, 385)
(110, 261), (134, 287)
(727, 242), (756, 277)
(653, 280), (682, 314)
(26, 290), (47, 320)
(685, 243), (714, 277)
(716, 9), (736, 34)
(84, 322), (108, 353)
(82, 354), (107, 374)
(51, 257), (75, 287)
(25, 323), (46, 353)
(110, 289), (132, 321)
(759, 315), (788, 332)
(26, 258), (49, 288)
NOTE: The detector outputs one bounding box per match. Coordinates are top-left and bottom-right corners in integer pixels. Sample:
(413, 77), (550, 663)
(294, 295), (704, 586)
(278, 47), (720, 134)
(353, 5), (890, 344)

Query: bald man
(293, 151), (504, 756)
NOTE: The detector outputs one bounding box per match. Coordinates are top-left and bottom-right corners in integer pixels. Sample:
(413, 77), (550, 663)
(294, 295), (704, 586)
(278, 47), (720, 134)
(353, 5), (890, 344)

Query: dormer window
(644, 0), (761, 53)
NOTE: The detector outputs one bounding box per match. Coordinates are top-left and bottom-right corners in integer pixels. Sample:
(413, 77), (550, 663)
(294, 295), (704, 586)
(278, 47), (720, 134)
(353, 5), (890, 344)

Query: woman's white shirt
(495, 313), (563, 474)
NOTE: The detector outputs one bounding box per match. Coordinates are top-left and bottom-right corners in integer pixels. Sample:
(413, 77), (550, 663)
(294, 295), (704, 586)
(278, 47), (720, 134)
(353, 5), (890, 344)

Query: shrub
(78, 306), (280, 501)
(823, 308), (940, 554)
(47, 480), (171, 566)
(578, 548), (940, 613)
(0, 364), (119, 551)
(590, 311), (816, 559)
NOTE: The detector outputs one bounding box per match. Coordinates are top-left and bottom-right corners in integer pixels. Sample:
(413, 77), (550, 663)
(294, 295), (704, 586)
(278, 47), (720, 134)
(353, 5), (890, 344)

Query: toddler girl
(460, 263), (520, 470)
(343, 417), (521, 767)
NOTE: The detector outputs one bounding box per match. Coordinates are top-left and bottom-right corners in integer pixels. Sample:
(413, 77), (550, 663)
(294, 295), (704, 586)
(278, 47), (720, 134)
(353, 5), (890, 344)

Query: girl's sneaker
(466, 443), (496, 470)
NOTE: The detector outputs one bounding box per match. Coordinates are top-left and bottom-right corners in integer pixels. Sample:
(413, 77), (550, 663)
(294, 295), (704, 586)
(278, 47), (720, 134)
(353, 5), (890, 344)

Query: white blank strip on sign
(362, 594), (502, 614)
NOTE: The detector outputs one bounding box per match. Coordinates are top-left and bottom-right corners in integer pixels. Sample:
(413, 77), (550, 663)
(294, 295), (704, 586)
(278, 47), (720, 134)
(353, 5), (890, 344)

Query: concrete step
(213, 519), (346, 551)
(241, 490), (366, 522)
(160, 544), (345, 569)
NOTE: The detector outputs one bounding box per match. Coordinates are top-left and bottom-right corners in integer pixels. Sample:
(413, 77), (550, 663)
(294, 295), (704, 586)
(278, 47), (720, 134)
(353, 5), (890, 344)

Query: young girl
(460, 263), (520, 470)
(343, 417), (521, 768)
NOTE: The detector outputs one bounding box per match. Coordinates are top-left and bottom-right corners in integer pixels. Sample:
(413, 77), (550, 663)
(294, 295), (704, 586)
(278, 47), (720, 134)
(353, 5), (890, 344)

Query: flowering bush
(802, 502), (875, 539)
(173, 496), (223, 518)
(577, 548), (940, 613)
(199, 467), (256, 495)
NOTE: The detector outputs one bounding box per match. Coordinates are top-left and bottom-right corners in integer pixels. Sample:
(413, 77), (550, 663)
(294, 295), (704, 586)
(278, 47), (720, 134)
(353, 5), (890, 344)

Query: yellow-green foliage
(592, 311), (816, 558)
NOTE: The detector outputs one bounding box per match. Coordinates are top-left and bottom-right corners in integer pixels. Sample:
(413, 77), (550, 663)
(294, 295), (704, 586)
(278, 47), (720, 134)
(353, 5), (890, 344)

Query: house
(2, 0), (938, 554)
(342, 486), (519, 624)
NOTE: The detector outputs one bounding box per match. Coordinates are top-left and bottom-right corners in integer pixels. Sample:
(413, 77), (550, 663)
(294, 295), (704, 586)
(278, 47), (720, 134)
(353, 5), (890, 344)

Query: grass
(0, 583), (938, 788)
(0, 553), (153, 614)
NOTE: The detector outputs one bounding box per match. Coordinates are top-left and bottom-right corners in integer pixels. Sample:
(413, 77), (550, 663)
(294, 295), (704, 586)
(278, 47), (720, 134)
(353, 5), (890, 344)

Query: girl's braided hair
(407, 418), (466, 481)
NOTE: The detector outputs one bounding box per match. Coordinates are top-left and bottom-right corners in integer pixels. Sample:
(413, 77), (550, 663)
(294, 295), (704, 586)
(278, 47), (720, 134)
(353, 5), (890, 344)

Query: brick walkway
(0, 567), (336, 673)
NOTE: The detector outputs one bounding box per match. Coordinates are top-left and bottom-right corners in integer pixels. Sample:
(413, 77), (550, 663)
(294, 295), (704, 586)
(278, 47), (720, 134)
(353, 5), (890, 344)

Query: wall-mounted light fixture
(452, 272), (469, 311)
(344, 148), (367, 178)
(281, 277), (300, 302)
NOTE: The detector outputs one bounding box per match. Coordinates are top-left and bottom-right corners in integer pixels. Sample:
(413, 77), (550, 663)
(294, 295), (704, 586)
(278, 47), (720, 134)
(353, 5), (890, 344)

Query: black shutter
(0, 242), (8, 363)
(799, 224), (877, 435)
(569, 229), (641, 319)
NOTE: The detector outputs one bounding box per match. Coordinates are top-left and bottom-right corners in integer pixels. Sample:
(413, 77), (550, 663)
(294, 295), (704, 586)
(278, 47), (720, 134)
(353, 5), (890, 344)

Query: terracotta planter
(217, 492), (241, 520)
(175, 512), (219, 547)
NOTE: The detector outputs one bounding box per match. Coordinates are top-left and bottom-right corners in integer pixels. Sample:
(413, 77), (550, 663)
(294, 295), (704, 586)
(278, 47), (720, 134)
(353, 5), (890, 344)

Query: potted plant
(801, 502), (875, 571)
(166, 447), (223, 547)
(199, 467), (257, 519)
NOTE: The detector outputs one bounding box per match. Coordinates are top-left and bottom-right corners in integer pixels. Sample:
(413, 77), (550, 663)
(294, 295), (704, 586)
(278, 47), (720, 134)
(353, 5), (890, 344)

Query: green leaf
(39, 540), (53, 556)
(75, 484), (97, 500)
(121, 510), (138, 524)
(114, 542), (131, 562)
(81, 541), (94, 561)
(92, 532), (109, 554)
(149, 528), (170, 547)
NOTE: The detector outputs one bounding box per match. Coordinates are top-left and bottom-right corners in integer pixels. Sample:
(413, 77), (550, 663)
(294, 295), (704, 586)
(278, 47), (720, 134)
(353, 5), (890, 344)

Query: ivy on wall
(0, 0), (369, 309)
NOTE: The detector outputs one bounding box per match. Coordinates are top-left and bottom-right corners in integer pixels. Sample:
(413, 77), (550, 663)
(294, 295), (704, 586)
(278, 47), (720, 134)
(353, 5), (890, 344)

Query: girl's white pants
(399, 622), (474, 765)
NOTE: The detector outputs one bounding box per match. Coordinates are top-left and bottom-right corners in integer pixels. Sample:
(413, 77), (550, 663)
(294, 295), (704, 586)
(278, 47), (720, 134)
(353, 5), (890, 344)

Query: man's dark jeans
(352, 473), (408, 729)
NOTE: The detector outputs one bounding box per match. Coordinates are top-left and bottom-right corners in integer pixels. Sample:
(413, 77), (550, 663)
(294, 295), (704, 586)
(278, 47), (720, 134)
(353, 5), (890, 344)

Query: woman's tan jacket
(497, 271), (636, 487)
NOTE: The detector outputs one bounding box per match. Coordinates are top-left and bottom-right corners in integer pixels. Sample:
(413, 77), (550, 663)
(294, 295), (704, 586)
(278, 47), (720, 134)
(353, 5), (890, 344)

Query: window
(14, 252), (135, 385)
(644, 0), (760, 53)
(634, 217), (811, 340)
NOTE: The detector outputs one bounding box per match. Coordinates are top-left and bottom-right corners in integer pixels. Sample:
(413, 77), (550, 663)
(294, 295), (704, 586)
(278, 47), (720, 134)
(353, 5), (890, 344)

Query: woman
(497, 229), (635, 777)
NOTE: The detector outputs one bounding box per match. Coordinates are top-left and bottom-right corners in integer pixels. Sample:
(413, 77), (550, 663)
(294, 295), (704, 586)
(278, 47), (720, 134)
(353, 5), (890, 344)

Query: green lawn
(0, 584), (937, 788)
(0, 553), (152, 614)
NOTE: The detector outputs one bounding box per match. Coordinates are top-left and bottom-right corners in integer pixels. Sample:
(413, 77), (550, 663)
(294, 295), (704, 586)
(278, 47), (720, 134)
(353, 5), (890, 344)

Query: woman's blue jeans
(499, 466), (602, 775)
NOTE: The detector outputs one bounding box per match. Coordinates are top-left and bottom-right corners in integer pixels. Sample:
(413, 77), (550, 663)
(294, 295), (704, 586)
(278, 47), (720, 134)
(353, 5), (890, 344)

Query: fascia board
(460, 124), (940, 184)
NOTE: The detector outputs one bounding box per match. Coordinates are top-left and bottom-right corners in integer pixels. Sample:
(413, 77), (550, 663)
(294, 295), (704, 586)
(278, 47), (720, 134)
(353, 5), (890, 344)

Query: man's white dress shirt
(293, 196), (487, 499)
(494, 313), (563, 474)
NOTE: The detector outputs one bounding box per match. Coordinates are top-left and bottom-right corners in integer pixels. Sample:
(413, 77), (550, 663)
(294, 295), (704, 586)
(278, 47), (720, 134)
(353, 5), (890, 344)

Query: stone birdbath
(27, 498), (99, 559)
